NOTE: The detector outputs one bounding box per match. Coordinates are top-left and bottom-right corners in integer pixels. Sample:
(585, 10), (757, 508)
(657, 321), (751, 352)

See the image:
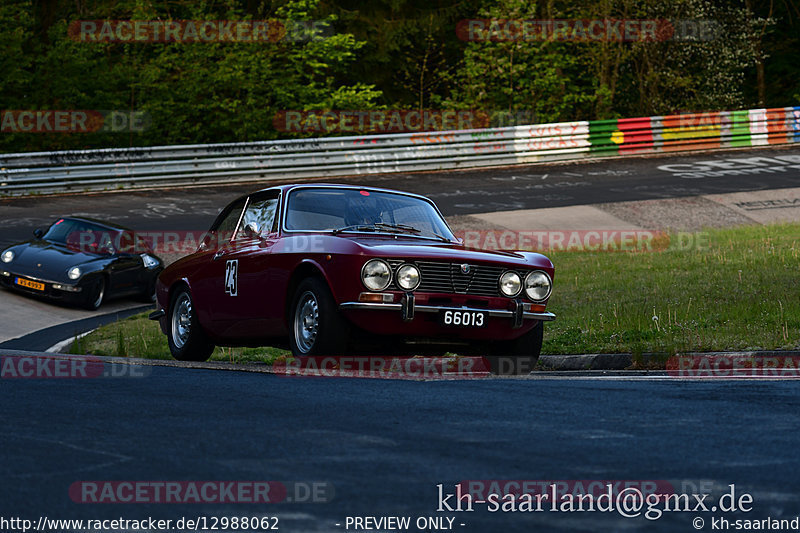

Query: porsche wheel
(168, 287), (214, 361)
(289, 277), (349, 356)
(485, 322), (543, 375)
(82, 276), (106, 310)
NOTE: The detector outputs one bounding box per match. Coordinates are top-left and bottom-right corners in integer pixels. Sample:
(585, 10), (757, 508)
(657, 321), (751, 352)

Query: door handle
(212, 250), (226, 261)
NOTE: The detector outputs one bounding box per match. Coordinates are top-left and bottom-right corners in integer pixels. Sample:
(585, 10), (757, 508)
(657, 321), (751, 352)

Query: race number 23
(225, 259), (238, 296)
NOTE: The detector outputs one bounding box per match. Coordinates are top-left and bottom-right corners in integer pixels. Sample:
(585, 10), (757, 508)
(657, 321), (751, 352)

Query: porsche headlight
(499, 271), (522, 297)
(1, 250), (13, 263)
(524, 270), (552, 301)
(396, 264), (421, 291)
(141, 253), (159, 269)
(68, 266), (82, 280)
(361, 259), (391, 291)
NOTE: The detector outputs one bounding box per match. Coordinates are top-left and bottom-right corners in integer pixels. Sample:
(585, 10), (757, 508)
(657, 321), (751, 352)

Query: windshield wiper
(332, 222), (451, 242)
(331, 224), (383, 235)
(372, 222), (421, 234)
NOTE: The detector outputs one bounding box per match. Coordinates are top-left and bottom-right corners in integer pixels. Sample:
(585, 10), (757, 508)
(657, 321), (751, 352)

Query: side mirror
(199, 231), (216, 251)
(243, 222), (260, 239)
(33, 228), (44, 239)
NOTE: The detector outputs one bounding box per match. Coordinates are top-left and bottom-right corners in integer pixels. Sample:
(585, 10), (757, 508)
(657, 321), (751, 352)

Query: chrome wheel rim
(171, 293), (192, 349)
(92, 279), (105, 309)
(294, 291), (319, 354)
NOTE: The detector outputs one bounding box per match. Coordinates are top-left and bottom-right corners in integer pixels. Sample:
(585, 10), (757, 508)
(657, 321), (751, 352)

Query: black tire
(167, 287), (214, 361)
(82, 276), (106, 310)
(289, 277), (349, 356)
(485, 322), (544, 375)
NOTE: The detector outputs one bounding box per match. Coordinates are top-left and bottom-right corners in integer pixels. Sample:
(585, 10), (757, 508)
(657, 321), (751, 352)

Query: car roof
(251, 183), (432, 201)
(219, 183), (437, 216)
(59, 216), (131, 232)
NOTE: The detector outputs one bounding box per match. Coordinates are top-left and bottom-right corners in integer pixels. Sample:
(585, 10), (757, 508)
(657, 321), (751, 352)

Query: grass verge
(70, 313), (288, 364)
(74, 223), (800, 361)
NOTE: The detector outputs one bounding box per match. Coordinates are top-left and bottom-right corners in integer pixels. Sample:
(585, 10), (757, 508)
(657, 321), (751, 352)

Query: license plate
(15, 277), (45, 291)
(440, 309), (487, 328)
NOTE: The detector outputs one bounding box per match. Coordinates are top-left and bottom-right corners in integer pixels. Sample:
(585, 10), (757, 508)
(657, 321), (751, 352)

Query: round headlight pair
(1, 250), (13, 263)
(524, 270), (552, 301)
(361, 260), (421, 291)
(499, 270), (552, 301)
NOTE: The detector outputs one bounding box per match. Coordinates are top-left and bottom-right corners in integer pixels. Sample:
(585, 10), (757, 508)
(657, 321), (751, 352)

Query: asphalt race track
(2, 147), (800, 532)
(2, 145), (800, 249)
(1, 365), (799, 532)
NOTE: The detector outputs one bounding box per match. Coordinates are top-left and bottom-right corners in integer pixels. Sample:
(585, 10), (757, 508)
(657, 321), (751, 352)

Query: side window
(236, 194), (279, 240)
(213, 198), (247, 242)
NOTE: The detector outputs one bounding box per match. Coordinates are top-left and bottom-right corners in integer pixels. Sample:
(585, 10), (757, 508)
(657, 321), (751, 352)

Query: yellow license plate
(15, 277), (45, 291)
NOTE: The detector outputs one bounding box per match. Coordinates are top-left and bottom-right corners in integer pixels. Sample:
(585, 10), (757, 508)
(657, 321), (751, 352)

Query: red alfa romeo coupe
(150, 184), (555, 374)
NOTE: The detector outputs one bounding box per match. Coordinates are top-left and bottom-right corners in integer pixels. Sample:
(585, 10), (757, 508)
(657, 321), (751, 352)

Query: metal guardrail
(1, 107), (798, 196)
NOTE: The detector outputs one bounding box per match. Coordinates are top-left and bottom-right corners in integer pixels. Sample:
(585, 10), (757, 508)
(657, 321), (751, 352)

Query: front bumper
(0, 270), (83, 300)
(340, 297), (555, 328)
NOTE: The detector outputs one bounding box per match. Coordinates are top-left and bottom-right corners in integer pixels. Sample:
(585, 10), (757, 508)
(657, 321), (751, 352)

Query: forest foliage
(0, 0), (796, 152)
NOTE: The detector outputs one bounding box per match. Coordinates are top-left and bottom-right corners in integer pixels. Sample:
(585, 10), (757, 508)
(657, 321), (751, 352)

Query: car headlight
(141, 254), (159, 269)
(499, 271), (522, 297)
(524, 270), (552, 301)
(361, 259), (391, 291)
(1, 250), (13, 263)
(396, 264), (421, 291)
(68, 266), (82, 280)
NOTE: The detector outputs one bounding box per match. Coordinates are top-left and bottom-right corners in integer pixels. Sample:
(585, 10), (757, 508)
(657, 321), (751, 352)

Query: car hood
(340, 235), (553, 269)
(5, 240), (104, 279)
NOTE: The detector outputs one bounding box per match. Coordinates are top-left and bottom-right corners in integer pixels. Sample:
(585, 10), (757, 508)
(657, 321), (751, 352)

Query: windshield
(43, 218), (120, 254)
(284, 188), (455, 241)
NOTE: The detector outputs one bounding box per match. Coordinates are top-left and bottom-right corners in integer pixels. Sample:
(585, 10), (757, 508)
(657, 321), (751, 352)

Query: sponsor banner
(455, 19), (720, 42)
(617, 117), (653, 154)
(588, 119), (620, 155)
(661, 112), (722, 151)
(1, 110), (150, 133)
(666, 355), (800, 378)
(273, 356), (490, 379)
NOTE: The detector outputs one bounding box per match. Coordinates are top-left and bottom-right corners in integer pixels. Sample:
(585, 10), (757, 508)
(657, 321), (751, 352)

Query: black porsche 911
(0, 217), (163, 310)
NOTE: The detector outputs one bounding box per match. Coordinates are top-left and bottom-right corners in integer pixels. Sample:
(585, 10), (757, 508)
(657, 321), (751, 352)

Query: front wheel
(485, 322), (543, 375)
(289, 278), (349, 356)
(168, 287), (214, 361)
(82, 276), (106, 310)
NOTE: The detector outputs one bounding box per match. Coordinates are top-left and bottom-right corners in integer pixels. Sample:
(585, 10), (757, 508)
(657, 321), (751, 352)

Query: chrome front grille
(387, 259), (505, 297)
